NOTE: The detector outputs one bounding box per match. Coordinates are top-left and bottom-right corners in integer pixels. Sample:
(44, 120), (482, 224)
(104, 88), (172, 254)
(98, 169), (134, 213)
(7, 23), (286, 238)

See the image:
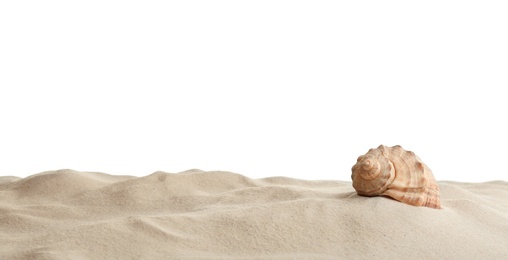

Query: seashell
(351, 145), (441, 209)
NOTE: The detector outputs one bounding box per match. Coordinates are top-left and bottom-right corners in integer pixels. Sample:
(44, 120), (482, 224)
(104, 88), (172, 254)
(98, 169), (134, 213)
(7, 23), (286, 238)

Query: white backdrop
(1, 1), (507, 182)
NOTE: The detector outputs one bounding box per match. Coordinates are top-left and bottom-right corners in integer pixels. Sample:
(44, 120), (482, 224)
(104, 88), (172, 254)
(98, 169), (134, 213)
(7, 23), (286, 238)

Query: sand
(1, 169), (507, 259)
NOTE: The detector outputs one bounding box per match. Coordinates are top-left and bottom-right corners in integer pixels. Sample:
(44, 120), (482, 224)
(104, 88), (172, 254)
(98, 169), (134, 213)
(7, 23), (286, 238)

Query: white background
(1, 1), (507, 182)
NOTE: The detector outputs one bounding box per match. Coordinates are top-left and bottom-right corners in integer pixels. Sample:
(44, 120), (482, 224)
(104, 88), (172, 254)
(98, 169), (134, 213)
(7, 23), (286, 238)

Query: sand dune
(1, 169), (507, 259)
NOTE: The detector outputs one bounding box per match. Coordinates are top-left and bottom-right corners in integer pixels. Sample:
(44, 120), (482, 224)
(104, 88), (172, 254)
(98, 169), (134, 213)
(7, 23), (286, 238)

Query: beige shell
(351, 145), (441, 209)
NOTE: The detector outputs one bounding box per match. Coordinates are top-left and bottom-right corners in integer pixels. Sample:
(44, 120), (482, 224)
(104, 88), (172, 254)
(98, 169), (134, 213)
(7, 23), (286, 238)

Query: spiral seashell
(351, 145), (441, 209)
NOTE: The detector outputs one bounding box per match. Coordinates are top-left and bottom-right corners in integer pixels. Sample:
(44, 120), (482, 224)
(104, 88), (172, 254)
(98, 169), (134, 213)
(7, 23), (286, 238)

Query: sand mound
(1, 169), (507, 259)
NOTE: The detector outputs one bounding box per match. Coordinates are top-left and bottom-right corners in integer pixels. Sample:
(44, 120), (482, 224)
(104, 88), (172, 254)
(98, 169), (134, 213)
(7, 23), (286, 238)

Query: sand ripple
(1, 169), (507, 259)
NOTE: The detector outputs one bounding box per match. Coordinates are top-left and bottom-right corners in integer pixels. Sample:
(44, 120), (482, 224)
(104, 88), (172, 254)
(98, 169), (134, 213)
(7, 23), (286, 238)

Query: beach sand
(1, 169), (507, 259)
